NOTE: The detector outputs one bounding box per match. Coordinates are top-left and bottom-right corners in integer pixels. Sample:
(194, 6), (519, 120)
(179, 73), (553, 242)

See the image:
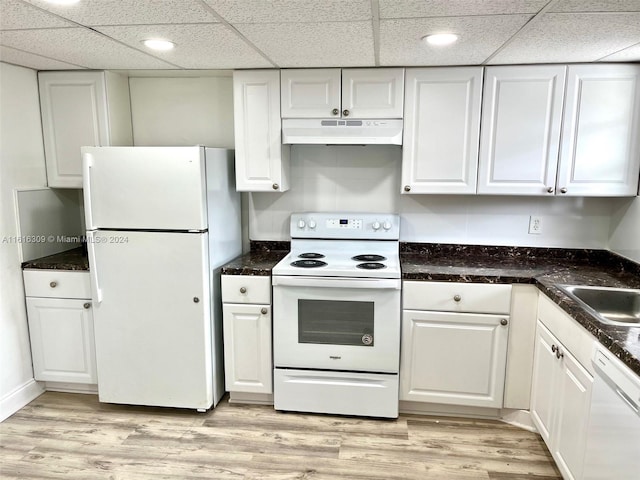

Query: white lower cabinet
(401, 281), (511, 408)
(23, 270), (96, 385)
(221, 275), (272, 395)
(532, 296), (595, 480)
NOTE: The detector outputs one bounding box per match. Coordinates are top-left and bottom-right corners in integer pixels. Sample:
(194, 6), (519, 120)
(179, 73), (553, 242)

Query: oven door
(272, 275), (401, 373)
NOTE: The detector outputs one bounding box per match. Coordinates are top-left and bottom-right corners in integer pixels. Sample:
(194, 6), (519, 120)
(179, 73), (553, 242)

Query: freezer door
(89, 230), (213, 409)
(83, 146), (207, 231)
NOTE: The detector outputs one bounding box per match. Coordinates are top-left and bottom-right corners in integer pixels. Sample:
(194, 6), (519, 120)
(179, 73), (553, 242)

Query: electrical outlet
(529, 216), (542, 234)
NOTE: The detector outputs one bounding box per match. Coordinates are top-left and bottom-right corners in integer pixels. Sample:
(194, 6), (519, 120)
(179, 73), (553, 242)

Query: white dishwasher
(583, 345), (640, 480)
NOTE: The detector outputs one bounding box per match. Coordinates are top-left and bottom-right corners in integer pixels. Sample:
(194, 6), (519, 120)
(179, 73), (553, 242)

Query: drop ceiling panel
(379, 0), (548, 18)
(0, 0), (72, 30)
(489, 13), (640, 63)
(0, 28), (176, 69)
(235, 22), (374, 67)
(203, 0), (371, 23)
(600, 42), (640, 61)
(550, 0), (640, 13)
(0, 45), (82, 69)
(22, 0), (219, 25)
(95, 24), (273, 69)
(380, 15), (533, 66)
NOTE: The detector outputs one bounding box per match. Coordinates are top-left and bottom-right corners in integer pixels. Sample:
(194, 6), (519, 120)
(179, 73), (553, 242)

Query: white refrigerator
(82, 146), (240, 411)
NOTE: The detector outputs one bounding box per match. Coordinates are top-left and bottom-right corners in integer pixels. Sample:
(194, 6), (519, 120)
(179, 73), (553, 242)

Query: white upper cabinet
(280, 68), (404, 119)
(38, 71), (133, 189)
(401, 67), (483, 194)
(233, 70), (290, 192)
(477, 66), (566, 195)
(557, 64), (640, 197)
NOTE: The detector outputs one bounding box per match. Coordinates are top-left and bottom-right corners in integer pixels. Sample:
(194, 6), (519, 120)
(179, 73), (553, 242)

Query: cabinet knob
(342, 109), (350, 117)
(547, 187), (554, 193)
(49, 281), (57, 288)
(453, 294), (461, 302)
(332, 108), (339, 116)
(193, 297), (200, 303)
(500, 318), (508, 326)
(272, 183), (279, 190)
(551, 344), (557, 353)
(83, 302), (91, 309)
(404, 185), (411, 192)
(261, 307), (268, 315)
(240, 287), (247, 294)
(560, 187), (567, 194)
(556, 348), (564, 360)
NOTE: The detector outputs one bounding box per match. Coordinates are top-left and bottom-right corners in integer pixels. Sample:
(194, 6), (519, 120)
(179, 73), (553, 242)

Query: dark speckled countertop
(21, 247), (89, 271)
(401, 243), (640, 377)
(220, 241), (289, 276)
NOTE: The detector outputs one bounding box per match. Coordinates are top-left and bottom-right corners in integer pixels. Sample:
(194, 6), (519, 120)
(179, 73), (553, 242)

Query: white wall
(0, 62), (47, 420)
(249, 145), (623, 248)
(609, 196), (640, 263)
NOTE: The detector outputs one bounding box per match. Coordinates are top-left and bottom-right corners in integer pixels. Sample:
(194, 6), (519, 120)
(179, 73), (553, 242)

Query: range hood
(282, 118), (403, 145)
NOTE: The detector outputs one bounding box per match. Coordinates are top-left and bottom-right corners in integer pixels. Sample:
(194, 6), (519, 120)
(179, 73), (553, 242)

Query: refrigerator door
(89, 230), (213, 409)
(83, 146), (207, 231)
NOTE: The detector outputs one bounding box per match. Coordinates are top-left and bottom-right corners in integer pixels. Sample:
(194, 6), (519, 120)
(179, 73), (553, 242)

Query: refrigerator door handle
(86, 231), (103, 304)
(83, 152), (94, 230)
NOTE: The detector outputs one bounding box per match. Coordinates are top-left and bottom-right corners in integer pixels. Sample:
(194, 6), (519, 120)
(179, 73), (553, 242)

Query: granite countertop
(401, 243), (640, 377)
(220, 241), (289, 276)
(21, 247), (89, 271)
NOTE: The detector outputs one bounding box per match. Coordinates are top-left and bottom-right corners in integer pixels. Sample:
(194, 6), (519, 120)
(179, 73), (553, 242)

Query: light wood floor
(0, 392), (561, 479)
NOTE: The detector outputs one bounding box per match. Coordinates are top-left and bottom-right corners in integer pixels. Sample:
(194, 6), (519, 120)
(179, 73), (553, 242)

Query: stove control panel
(290, 212), (400, 240)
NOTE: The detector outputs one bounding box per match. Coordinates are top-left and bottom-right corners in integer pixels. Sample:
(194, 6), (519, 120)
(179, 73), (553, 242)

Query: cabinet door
(233, 70), (290, 192)
(222, 303), (272, 394)
(280, 69), (341, 118)
(401, 67), (483, 194)
(478, 66), (566, 195)
(553, 347), (593, 480)
(400, 309), (509, 408)
(558, 64), (640, 196)
(26, 297), (96, 384)
(342, 68), (404, 118)
(530, 321), (559, 445)
(39, 71), (109, 188)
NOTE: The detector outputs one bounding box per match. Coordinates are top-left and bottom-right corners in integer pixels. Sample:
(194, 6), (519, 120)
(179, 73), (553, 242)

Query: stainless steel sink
(558, 285), (640, 327)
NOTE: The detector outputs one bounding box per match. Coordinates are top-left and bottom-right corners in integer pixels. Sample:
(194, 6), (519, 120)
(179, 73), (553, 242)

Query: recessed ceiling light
(142, 39), (176, 51)
(423, 33), (459, 46)
(43, 0), (80, 4)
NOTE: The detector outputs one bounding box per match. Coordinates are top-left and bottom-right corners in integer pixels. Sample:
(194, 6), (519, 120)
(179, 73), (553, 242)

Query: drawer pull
(453, 294), (461, 302)
(49, 281), (57, 288)
(240, 287), (247, 294)
(500, 318), (508, 326)
(83, 302), (91, 309)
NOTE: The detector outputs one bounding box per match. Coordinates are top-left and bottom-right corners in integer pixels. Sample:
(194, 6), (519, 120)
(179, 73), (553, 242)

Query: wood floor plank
(0, 392), (562, 480)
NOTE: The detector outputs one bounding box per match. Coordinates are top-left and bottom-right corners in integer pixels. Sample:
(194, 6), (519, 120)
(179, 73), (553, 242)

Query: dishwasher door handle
(616, 387), (640, 414)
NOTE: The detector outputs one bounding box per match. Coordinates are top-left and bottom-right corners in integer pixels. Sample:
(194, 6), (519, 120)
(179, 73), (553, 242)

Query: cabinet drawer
(222, 275), (271, 304)
(403, 281), (511, 314)
(23, 270), (91, 299)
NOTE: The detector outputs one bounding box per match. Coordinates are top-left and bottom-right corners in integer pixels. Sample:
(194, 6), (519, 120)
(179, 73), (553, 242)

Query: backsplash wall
(249, 145), (624, 249)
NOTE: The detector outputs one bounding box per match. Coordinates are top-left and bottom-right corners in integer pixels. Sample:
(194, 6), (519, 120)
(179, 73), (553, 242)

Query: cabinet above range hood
(282, 118), (403, 145)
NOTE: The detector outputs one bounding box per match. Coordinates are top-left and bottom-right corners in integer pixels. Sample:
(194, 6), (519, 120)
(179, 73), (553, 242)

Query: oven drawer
(23, 270), (91, 299)
(222, 275), (271, 304)
(274, 368), (399, 418)
(403, 281), (511, 314)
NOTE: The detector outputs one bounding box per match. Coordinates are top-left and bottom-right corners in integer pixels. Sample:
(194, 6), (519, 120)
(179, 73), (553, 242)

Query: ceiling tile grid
(0, 0), (639, 70)
(95, 23), (273, 69)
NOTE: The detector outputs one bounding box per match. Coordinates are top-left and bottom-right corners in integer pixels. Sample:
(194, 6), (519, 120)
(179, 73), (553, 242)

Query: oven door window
(298, 299), (374, 346)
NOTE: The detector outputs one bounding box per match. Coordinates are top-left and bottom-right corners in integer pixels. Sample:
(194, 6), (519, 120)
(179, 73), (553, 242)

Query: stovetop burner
(352, 254), (387, 262)
(291, 259), (328, 268)
(356, 262), (387, 270)
(298, 252), (325, 259)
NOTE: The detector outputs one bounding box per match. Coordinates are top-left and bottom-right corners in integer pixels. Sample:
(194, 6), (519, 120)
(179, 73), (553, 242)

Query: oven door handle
(272, 276), (401, 290)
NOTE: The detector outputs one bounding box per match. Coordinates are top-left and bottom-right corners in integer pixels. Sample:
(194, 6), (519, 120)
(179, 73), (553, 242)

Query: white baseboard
(43, 382), (98, 394)
(0, 379), (44, 422)
(500, 409), (538, 432)
(228, 391), (274, 405)
(400, 400), (501, 419)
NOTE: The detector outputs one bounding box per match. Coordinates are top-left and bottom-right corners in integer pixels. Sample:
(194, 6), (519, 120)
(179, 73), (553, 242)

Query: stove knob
(308, 220), (317, 229)
(372, 221), (381, 231)
(297, 219), (306, 229)
(383, 221), (392, 231)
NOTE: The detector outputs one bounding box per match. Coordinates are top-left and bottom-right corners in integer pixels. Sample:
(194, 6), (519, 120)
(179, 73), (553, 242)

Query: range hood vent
(282, 118), (403, 145)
